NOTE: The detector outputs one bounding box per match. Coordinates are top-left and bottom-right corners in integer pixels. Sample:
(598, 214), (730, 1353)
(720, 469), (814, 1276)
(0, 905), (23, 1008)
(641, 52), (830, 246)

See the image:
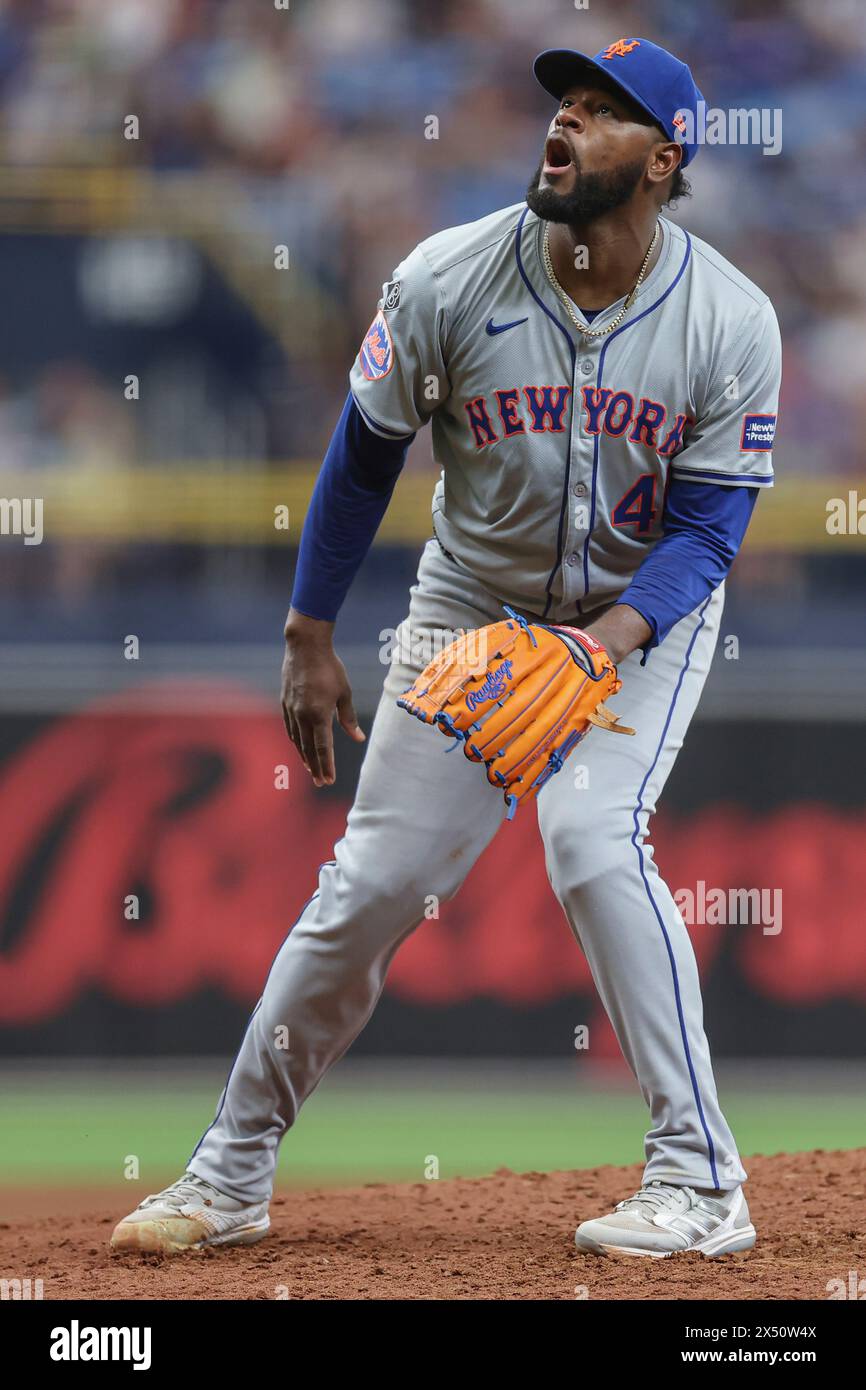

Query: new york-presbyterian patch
(740, 413), (776, 451)
(360, 310), (394, 380)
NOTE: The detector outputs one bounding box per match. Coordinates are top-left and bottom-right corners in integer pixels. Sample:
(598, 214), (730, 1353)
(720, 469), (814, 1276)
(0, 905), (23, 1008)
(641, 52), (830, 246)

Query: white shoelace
(140, 1173), (221, 1211)
(615, 1182), (697, 1217)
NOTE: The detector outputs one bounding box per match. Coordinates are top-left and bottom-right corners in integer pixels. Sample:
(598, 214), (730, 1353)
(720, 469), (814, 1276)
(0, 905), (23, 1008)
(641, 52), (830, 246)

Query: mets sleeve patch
(359, 310), (394, 381)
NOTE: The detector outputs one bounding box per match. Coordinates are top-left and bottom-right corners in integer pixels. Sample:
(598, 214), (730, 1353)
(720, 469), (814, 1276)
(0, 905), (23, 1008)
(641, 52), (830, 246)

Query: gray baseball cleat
(575, 1181), (756, 1258)
(110, 1171), (270, 1255)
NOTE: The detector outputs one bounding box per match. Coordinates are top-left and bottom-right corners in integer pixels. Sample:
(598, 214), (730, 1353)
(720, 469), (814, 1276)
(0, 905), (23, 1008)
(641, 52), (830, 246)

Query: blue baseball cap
(533, 37), (704, 167)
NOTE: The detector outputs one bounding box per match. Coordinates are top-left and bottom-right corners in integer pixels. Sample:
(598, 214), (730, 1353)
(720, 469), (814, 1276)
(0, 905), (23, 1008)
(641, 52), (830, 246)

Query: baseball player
(111, 38), (781, 1261)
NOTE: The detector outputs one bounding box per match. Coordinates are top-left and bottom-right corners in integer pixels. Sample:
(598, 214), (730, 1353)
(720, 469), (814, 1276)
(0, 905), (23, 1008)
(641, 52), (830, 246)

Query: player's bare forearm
(584, 604), (652, 667)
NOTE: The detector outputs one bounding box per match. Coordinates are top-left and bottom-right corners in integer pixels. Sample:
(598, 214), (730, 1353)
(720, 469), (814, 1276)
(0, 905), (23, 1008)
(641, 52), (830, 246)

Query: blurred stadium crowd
(0, 0), (864, 470)
(0, 0), (862, 674)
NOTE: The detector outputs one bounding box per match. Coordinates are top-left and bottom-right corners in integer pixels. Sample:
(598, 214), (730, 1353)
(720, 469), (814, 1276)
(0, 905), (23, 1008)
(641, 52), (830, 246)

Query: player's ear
(647, 140), (682, 189)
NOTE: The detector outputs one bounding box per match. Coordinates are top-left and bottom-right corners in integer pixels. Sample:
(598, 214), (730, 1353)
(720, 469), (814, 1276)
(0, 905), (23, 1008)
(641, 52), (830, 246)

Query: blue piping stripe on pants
(630, 594), (720, 1190)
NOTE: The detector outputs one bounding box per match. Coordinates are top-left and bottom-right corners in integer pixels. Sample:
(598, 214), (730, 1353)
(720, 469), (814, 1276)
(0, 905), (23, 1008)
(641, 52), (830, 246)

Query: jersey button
(565, 552), (579, 566)
(580, 360), (594, 375)
(572, 482), (588, 497)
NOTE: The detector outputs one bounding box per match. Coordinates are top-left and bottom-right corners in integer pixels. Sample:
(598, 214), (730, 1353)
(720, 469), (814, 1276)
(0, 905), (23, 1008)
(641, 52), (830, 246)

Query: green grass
(1, 1067), (863, 1188)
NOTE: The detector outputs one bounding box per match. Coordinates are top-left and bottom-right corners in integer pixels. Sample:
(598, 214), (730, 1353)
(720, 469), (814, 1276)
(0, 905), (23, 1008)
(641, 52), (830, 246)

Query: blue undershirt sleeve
(290, 391), (414, 623)
(615, 477), (760, 663)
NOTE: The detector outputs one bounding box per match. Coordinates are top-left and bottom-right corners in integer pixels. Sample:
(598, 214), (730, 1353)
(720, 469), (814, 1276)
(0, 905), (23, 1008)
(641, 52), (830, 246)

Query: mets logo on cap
(602, 38), (641, 59)
(360, 310), (394, 380)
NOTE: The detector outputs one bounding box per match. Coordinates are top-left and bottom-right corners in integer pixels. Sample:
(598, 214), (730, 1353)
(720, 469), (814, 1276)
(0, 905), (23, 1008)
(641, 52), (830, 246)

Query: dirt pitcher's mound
(2, 1149), (863, 1300)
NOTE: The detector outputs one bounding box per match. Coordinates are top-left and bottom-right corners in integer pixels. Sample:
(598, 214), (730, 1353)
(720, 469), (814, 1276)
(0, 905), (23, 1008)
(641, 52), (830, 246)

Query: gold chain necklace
(542, 220), (660, 340)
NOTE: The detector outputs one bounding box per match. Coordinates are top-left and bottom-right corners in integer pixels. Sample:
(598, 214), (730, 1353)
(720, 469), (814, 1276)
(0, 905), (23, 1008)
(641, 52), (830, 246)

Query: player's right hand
(281, 610), (366, 787)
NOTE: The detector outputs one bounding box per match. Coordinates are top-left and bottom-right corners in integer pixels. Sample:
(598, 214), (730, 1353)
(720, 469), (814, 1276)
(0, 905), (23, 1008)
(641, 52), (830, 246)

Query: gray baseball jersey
(350, 203), (781, 622)
(182, 204), (779, 1216)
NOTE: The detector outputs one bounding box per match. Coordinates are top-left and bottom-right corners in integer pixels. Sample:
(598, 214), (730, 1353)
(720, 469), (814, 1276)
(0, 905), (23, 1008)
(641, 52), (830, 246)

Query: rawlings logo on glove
(397, 605), (634, 818)
(466, 659), (514, 710)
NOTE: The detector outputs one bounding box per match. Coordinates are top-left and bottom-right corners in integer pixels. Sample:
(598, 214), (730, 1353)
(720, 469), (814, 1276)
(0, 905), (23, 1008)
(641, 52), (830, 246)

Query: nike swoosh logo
(485, 316), (528, 336)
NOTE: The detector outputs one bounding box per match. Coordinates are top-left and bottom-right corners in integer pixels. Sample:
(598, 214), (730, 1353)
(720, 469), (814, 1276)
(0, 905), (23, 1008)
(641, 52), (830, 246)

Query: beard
(525, 153), (646, 224)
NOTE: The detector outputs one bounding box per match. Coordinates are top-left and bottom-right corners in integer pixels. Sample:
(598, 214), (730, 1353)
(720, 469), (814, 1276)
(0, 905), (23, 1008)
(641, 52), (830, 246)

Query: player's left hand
(397, 605), (634, 817)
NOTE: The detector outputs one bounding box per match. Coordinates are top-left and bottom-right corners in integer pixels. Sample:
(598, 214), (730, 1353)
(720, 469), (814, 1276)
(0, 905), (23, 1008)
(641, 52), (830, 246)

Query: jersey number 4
(611, 474), (657, 533)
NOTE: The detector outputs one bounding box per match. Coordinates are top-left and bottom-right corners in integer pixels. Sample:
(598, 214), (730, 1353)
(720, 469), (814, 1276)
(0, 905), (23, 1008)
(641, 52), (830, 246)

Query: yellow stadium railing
(2, 464), (860, 550)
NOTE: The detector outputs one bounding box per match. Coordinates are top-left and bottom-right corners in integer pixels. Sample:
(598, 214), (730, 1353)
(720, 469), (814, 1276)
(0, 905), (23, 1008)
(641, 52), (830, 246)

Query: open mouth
(543, 133), (574, 174)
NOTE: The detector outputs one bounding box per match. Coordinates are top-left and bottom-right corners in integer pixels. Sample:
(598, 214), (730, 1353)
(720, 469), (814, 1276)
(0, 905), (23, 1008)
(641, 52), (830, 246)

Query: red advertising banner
(1, 685), (865, 1026)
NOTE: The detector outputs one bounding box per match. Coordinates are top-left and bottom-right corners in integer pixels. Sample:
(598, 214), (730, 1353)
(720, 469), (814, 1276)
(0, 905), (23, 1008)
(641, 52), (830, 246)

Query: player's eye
(597, 103), (613, 115)
(560, 98), (572, 109)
